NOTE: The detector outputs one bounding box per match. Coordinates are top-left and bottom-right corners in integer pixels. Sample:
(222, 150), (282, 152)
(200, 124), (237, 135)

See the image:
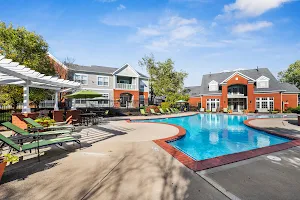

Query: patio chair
(166, 108), (172, 114)
(2, 122), (71, 137)
(200, 108), (205, 112)
(150, 109), (161, 115)
(159, 108), (168, 114)
(0, 134), (80, 152)
(212, 108), (217, 113)
(103, 110), (109, 117)
(140, 109), (148, 116)
(223, 108), (228, 113)
(174, 108), (181, 113)
(170, 108), (179, 114)
(24, 118), (75, 131)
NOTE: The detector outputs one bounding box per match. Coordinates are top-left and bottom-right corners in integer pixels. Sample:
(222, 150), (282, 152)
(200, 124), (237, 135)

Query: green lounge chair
(2, 122), (71, 137)
(0, 134), (80, 152)
(159, 108), (168, 114)
(150, 109), (161, 115)
(166, 108), (172, 114)
(170, 108), (179, 114)
(140, 109), (148, 116)
(24, 118), (75, 131)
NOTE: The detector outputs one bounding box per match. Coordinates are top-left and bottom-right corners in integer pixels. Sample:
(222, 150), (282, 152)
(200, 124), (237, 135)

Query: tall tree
(278, 60), (300, 89)
(139, 54), (189, 105)
(0, 22), (55, 109)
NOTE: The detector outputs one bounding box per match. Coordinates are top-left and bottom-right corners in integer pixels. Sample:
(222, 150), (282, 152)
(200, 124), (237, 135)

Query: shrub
(35, 117), (56, 127)
(291, 106), (300, 114)
(160, 102), (171, 110)
(146, 105), (159, 113)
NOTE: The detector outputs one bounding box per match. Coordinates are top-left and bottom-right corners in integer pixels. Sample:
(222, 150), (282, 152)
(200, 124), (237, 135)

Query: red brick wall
(253, 93), (282, 111)
(188, 97), (201, 107)
(12, 112), (39, 129)
(113, 90), (140, 108)
(221, 85), (227, 109)
(227, 74), (249, 86)
(247, 83), (255, 111)
(66, 110), (81, 123)
(282, 94), (298, 109)
(202, 96), (222, 110)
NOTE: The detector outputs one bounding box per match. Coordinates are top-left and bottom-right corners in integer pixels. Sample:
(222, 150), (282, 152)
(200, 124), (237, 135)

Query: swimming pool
(142, 114), (291, 161)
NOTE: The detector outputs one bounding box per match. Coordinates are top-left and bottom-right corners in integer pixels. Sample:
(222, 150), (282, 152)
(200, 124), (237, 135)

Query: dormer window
(256, 76), (270, 89)
(209, 80), (218, 91)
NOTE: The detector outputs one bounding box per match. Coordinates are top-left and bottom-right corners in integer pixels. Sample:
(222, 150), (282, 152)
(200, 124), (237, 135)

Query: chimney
(256, 66), (259, 71)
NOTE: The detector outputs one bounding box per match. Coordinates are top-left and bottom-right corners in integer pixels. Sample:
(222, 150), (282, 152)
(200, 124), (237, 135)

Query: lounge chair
(174, 108), (181, 113)
(140, 109), (148, 116)
(0, 134), (80, 152)
(223, 108), (228, 113)
(159, 108), (168, 114)
(170, 108), (179, 114)
(2, 122), (71, 137)
(150, 109), (161, 115)
(103, 110), (109, 117)
(166, 108), (172, 114)
(200, 108), (205, 112)
(24, 118), (75, 131)
(212, 108), (217, 113)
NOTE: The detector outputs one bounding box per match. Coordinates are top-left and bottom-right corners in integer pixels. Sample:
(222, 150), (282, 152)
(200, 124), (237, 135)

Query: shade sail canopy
(0, 54), (80, 90)
(176, 100), (188, 103)
(65, 90), (102, 99)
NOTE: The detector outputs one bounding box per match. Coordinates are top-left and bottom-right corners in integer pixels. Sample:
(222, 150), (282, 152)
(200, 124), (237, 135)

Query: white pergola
(0, 54), (80, 113)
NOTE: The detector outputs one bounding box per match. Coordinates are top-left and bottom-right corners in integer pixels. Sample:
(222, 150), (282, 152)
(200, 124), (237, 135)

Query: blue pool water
(141, 114), (291, 161)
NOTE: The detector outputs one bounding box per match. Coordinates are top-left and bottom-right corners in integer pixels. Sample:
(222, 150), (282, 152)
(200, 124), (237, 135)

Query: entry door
(120, 96), (130, 107)
(233, 102), (238, 112)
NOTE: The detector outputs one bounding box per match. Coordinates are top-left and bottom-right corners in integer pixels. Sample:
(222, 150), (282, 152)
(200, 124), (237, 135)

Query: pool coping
(128, 116), (300, 171)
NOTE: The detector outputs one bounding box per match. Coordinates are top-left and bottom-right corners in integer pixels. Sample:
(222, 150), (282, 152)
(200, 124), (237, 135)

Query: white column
(54, 91), (59, 111)
(22, 81), (30, 113)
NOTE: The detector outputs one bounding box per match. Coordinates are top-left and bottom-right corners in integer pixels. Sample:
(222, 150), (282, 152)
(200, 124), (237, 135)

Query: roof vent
(256, 66), (259, 71)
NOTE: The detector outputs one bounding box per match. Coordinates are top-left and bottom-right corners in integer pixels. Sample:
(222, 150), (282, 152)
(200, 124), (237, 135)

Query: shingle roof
(67, 63), (149, 78)
(200, 68), (286, 94)
(185, 86), (202, 97)
(280, 82), (300, 93)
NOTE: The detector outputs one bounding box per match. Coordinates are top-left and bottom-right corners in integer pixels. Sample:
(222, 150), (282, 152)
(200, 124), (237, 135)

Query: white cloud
(134, 15), (204, 51)
(232, 21), (273, 33)
(223, 0), (292, 18)
(117, 4), (126, 11)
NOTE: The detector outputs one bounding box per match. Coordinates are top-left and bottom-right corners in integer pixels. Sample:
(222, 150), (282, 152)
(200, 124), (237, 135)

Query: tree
(0, 85), (23, 109)
(278, 60), (300, 89)
(139, 54), (189, 105)
(0, 22), (55, 109)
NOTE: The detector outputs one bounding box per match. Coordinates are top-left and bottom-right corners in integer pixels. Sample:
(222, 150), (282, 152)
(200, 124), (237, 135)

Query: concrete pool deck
(1, 113), (300, 199)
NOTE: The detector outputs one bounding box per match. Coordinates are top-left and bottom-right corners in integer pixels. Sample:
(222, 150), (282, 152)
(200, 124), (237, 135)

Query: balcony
(227, 92), (247, 98)
(116, 83), (136, 90)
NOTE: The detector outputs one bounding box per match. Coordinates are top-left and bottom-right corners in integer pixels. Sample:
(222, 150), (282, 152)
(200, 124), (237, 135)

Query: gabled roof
(200, 68), (285, 94)
(113, 63), (140, 77)
(256, 75), (270, 81)
(66, 63), (149, 78)
(220, 71), (255, 84)
(185, 86), (202, 97)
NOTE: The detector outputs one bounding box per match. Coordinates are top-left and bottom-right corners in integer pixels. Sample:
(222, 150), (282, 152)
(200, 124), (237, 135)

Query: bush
(289, 106), (300, 114)
(35, 117), (56, 127)
(146, 105), (160, 113)
(160, 102), (171, 110)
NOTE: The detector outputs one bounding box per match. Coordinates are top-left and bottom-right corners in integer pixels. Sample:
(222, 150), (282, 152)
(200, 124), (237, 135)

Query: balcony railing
(116, 83), (136, 90)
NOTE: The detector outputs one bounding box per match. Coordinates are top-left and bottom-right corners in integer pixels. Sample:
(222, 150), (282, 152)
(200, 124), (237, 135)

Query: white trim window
(209, 80), (218, 91)
(206, 99), (220, 111)
(97, 76), (109, 86)
(256, 97), (274, 112)
(74, 73), (88, 85)
(256, 76), (270, 89)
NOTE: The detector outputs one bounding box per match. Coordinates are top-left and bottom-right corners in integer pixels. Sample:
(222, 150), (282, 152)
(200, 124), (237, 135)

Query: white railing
(116, 83), (136, 90)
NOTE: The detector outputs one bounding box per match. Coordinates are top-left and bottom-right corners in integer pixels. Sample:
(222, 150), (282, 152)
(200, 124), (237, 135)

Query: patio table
(79, 113), (97, 126)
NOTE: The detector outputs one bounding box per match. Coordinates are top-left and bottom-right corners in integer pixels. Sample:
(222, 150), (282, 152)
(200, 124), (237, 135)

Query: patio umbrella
(65, 90), (102, 110)
(176, 100), (188, 103)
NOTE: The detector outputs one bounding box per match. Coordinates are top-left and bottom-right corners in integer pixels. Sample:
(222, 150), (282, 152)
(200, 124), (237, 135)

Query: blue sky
(1, 0), (300, 86)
